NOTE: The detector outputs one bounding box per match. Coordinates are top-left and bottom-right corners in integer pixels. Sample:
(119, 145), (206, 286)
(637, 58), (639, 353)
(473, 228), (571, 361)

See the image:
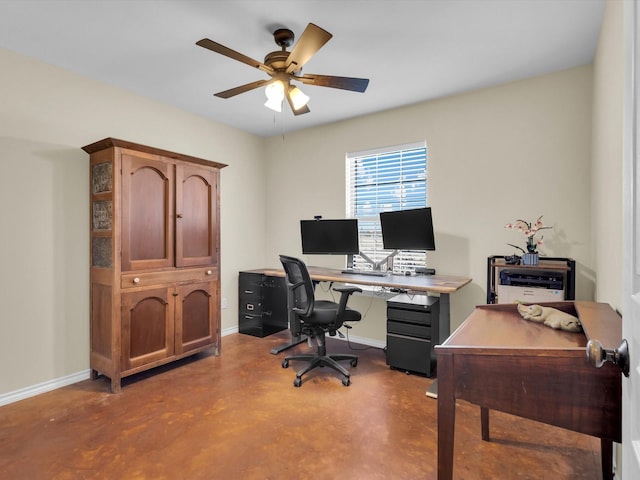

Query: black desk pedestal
(386, 294), (440, 377)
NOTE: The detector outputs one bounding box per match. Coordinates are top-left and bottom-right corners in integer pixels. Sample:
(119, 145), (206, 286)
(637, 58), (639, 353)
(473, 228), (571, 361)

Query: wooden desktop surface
(435, 301), (622, 480)
(247, 266), (471, 294)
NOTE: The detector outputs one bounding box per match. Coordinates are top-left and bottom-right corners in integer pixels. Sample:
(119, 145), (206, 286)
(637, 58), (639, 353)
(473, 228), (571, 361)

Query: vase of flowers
(504, 215), (552, 265)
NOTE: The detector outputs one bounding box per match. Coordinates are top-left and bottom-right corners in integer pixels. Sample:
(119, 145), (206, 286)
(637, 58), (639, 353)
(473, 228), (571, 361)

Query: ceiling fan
(196, 23), (369, 115)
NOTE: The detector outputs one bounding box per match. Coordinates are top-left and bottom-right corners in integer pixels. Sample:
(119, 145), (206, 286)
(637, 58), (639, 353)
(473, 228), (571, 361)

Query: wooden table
(435, 301), (622, 480)
(247, 266), (471, 352)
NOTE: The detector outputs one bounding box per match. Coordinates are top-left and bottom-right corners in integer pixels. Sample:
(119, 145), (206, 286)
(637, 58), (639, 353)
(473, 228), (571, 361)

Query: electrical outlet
(221, 297), (228, 309)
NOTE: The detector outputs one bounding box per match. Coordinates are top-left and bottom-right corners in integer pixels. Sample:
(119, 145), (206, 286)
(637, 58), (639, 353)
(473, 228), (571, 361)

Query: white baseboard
(0, 328), (380, 407)
(0, 370), (91, 407)
(221, 325), (239, 336)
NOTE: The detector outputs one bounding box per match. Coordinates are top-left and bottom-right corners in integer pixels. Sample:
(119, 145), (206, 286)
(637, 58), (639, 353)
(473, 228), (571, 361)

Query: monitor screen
(300, 219), (359, 255)
(380, 207), (436, 251)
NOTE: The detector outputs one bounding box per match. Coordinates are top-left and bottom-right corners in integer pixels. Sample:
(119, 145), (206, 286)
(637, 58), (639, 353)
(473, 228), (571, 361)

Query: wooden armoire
(83, 138), (227, 393)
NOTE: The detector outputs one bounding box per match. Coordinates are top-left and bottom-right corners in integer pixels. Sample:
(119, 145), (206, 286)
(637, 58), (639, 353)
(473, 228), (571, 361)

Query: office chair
(279, 255), (362, 387)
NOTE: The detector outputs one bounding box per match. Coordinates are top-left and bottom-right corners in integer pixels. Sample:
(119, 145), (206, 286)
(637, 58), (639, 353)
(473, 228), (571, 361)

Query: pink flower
(504, 215), (552, 254)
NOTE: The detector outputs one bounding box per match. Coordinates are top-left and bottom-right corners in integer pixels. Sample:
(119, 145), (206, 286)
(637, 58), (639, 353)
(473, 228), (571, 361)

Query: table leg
(439, 293), (451, 343)
(481, 406), (490, 441)
(437, 353), (455, 480)
(426, 293), (452, 399)
(600, 438), (613, 480)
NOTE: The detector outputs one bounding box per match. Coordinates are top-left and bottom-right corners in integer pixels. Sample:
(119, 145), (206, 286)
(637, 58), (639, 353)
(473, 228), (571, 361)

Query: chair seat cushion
(306, 300), (362, 325)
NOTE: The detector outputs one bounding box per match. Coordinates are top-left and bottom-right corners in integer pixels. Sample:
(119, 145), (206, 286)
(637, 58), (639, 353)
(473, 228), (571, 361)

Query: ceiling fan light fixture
(289, 86), (310, 111)
(264, 80), (285, 112)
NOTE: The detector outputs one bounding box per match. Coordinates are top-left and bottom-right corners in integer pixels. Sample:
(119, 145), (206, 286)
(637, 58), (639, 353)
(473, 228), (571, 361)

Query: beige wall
(592, 0), (623, 311)
(264, 65), (595, 341)
(0, 47), (266, 395)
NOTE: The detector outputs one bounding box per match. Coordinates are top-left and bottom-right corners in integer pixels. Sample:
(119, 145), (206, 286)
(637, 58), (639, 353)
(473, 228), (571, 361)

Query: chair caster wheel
(350, 358), (358, 367)
(293, 377), (302, 387)
(342, 377), (351, 387)
(282, 359), (289, 368)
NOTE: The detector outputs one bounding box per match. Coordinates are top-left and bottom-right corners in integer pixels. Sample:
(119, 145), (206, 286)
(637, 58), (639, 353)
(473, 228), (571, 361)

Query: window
(346, 141), (428, 273)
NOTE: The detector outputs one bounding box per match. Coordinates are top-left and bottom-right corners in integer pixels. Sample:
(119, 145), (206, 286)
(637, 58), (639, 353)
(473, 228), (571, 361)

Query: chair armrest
(333, 285), (362, 320)
(333, 285), (363, 295)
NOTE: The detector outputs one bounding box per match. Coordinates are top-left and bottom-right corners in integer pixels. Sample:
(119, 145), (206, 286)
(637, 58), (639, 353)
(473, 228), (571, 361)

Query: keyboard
(341, 269), (389, 277)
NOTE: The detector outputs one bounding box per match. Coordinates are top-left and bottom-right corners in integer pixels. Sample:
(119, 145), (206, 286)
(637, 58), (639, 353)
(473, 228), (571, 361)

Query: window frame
(345, 141), (428, 273)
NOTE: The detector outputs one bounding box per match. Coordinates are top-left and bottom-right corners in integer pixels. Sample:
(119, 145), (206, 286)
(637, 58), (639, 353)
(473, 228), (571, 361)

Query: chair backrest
(279, 255), (315, 319)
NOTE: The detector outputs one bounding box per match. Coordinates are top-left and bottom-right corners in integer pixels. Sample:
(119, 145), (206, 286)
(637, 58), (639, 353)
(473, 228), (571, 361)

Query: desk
(435, 301), (622, 480)
(244, 266), (471, 353)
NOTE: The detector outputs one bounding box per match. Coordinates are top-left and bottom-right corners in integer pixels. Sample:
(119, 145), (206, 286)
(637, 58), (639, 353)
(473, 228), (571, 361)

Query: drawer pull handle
(244, 290), (254, 294)
(247, 304), (254, 311)
(133, 277), (140, 284)
(206, 270), (213, 275)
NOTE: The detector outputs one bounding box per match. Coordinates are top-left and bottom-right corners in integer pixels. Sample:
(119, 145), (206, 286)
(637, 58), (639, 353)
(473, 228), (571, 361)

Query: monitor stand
(355, 250), (398, 274)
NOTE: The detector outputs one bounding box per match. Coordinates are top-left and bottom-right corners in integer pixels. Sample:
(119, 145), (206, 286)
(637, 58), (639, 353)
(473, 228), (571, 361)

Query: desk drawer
(386, 333), (433, 376)
(387, 307), (431, 325)
(239, 313), (264, 336)
(240, 294), (263, 314)
(387, 320), (431, 339)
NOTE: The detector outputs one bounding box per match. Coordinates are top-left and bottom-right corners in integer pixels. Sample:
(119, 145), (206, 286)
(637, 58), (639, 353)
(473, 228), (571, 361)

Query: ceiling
(0, 0), (605, 137)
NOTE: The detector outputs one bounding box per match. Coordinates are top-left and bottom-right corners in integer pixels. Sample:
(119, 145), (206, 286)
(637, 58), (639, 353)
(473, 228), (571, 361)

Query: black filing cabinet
(238, 271), (288, 337)
(386, 294), (440, 377)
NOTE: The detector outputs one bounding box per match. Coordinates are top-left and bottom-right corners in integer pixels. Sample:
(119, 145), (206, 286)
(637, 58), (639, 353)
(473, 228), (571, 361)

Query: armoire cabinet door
(175, 282), (217, 354)
(121, 154), (175, 271)
(121, 287), (175, 370)
(175, 165), (218, 267)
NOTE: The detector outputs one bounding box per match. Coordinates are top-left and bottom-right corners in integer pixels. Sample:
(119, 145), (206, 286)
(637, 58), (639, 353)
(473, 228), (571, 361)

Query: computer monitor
(300, 219), (359, 255)
(380, 207), (436, 251)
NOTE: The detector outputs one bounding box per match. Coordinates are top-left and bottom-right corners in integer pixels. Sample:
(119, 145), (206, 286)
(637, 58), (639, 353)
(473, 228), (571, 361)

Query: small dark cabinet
(238, 271), (288, 337)
(386, 294), (440, 377)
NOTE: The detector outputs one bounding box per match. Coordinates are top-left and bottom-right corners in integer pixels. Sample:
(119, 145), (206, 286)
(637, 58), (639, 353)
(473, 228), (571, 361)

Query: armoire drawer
(121, 267), (216, 288)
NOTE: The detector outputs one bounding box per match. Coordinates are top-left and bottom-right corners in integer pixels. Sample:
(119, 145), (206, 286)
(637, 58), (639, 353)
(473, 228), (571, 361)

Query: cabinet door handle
(133, 277), (140, 284)
(206, 270), (213, 275)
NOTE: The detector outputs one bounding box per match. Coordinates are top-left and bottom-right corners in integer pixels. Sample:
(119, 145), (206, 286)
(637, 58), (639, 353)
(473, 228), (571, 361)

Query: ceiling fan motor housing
(273, 28), (294, 48)
(264, 50), (290, 70)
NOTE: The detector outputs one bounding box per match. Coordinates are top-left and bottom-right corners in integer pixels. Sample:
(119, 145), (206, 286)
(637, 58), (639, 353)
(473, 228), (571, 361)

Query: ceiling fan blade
(286, 90), (310, 115)
(214, 79), (270, 99)
(285, 23), (332, 74)
(196, 38), (274, 75)
(297, 74), (369, 93)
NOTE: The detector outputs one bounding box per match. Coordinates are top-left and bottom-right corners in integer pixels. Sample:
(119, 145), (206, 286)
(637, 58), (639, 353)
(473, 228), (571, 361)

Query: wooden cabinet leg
(481, 406), (490, 441)
(110, 377), (121, 394)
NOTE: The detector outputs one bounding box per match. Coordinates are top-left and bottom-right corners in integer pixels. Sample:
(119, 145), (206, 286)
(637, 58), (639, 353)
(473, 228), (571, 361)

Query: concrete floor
(0, 331), (602, 479)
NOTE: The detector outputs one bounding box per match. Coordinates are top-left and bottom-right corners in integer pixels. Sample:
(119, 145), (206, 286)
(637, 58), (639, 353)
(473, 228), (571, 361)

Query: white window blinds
(346, 142), (428, 273)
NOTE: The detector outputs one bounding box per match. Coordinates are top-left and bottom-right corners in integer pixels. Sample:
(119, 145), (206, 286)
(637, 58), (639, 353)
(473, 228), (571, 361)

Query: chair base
(282, 352), (358, 387)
